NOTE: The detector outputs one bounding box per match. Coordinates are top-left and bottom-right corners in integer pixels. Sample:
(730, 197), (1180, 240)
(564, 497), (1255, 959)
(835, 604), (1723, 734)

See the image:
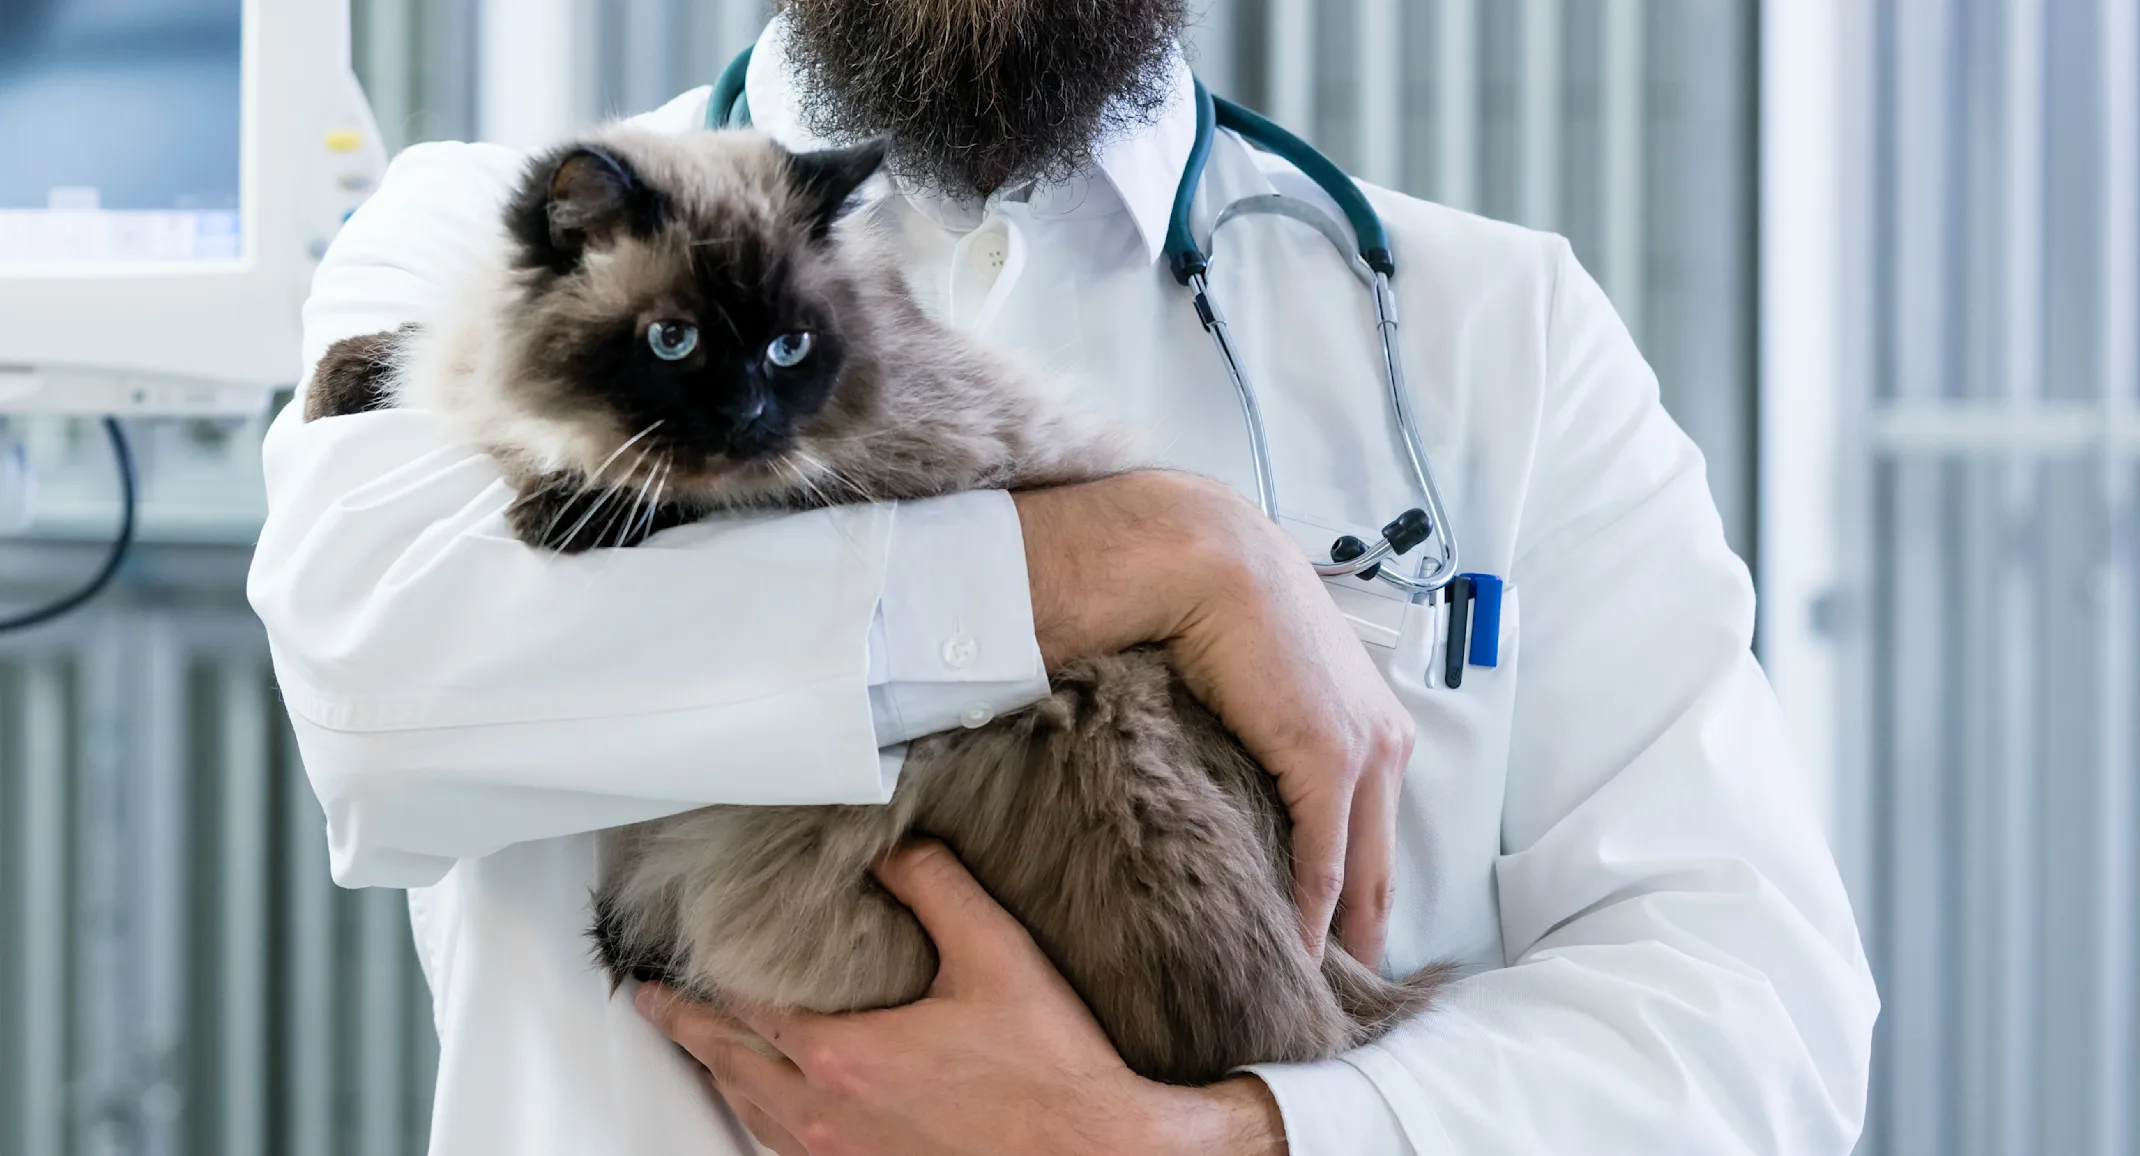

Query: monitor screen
(0, 0), (243, 265)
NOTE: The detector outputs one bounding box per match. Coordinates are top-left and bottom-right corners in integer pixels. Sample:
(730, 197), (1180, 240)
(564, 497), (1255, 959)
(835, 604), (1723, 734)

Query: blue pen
(1464, 574), (1504, 669)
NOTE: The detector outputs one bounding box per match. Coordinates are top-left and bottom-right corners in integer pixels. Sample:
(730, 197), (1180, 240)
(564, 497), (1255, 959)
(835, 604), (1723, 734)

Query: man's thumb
(872, 840), (1028, 988)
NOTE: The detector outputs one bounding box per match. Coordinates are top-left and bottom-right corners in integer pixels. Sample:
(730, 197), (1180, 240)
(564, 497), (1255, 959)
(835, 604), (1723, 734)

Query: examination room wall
(0, 2), (2118, 1155)
(1791, 2), (2140, 1154)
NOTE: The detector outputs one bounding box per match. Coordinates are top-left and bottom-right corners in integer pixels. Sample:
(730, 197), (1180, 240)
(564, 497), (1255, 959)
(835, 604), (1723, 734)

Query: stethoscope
(710, 49), (1504, 686)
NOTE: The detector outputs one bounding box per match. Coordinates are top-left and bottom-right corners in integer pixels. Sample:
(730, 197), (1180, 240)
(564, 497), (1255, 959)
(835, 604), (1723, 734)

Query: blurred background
(0, 1), (2130, 1154)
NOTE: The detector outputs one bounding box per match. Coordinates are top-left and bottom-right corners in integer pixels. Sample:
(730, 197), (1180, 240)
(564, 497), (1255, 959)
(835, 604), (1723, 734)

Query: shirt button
(960, 705), (995, 729)
(941, 634), (979, 669)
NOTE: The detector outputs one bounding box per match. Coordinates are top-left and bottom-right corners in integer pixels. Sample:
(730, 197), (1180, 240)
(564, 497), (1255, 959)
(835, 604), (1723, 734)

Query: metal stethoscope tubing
(1193, 197), (1460, 599)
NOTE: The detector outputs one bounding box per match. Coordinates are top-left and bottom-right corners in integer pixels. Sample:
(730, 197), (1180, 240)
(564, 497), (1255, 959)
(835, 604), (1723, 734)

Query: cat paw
(303, 324), (419, 421)
(506, 478), (692, 553)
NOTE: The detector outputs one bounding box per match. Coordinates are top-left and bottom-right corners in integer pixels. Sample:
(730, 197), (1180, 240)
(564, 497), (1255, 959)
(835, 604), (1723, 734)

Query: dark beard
(779, 0), (1189, 197)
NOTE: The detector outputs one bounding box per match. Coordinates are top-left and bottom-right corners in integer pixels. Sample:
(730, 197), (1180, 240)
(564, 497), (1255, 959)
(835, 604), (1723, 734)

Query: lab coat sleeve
(864, 493), (1048, 742)
(1250, 240), (1876, 1155)
(247, 141), (1045, 891)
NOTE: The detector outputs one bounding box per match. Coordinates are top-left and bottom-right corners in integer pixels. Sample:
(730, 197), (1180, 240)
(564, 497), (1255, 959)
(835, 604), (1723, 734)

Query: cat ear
(510, 145), (660, 272)
(786, 139), (889, 239)
(546, 147), (643, 250)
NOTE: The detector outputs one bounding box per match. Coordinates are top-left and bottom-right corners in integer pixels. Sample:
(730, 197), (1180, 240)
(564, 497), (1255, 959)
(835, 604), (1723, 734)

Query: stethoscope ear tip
(1382, 508), (1432, 554)
(1329, 535), (1383, 582)
(1325, 506), (1434, 586)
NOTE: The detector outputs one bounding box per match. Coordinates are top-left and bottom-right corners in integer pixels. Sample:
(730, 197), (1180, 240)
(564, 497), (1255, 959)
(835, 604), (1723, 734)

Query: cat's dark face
(489, 131), (889, 511)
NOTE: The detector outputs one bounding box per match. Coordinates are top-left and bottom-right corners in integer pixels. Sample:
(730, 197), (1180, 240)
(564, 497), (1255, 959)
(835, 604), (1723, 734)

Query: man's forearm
(1011, 470), (1216, 671)
(1138, 1077), (1288, 1156)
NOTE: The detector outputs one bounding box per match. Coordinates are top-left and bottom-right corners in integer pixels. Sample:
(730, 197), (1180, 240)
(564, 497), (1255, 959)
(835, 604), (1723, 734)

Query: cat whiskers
(579, 439), (664, 549)
(588, 420), (667, 485)
(788, 446), (879, 505)
(540, 421), (664, 550)
(771, 455), (834, 509)
(639, 459), (672, 541)
(593, 484), (638, 550)
(530, 476), (596, 554)
(534, 423), (660, 548)
(547, 488), (618, 552)
(623, 457), (671, 546)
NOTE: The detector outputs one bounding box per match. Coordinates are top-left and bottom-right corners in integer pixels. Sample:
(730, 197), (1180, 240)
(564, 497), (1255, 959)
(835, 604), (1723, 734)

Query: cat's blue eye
(765, 331), (815, 368)
(647, 320), (699, 361)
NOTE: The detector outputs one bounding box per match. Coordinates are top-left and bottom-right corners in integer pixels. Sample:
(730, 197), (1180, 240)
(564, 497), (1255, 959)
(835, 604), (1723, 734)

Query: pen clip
(1441, 577), (1474, 689)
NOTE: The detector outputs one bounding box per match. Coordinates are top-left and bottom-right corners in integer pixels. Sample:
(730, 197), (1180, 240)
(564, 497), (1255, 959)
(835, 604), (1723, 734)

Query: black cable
(0, 417), (137, 634)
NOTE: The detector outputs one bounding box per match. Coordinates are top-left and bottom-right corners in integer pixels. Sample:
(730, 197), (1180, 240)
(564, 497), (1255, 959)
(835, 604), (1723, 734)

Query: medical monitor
(0, 0), (244, 265)
(0, 0), (385, 413)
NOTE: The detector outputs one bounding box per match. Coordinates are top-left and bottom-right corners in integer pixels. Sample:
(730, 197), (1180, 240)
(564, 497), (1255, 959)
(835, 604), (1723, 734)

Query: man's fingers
(698, 1034), (813, 1122)
(708, 1075), (808, 1156)
(1279, 774), (1350, 961)
(635, 984), (813, 1120)
(872, 840), (1032, 988)
(635, 982), (731, 1057)
(728, 1000), (837, 1066)
(1336, 764), (1401, 967)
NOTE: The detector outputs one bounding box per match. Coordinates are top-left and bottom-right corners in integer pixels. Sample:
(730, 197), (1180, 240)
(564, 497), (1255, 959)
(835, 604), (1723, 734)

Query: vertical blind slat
(139, 621), (188, 1156)
(285, 744), (337, 1156)
(358, 0), (416, 152)
(1599, 0), (1645, 340)
(2092, 3), (2138, 1154)
(1433, 0), (1479, 211)
(1268, 0), (1315, 142)
(74, 627), (134, 1156)
(1997, 3), (2046, 1150)
(219, 659), (271, 1156)
(17, 661), (68, 1156)
(1518, 0), (1561, 231)
(1357, 0), (1402, 187)
(1883, 1), (1954, 1149)
(357, 888), (412, 1156)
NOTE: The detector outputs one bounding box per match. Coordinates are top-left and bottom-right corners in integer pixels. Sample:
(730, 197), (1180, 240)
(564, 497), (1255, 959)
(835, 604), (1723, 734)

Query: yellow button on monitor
(325, 129), (364, 153)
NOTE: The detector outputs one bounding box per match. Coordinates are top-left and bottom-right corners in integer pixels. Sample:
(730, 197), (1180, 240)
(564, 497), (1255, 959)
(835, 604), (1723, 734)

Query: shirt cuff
(1244, 1057), (1418, 1156)
(863, 490), (1049, 747)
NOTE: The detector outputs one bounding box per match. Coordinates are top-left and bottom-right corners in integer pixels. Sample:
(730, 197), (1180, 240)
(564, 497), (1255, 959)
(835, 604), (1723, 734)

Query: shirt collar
(740, 12), (1194, 265)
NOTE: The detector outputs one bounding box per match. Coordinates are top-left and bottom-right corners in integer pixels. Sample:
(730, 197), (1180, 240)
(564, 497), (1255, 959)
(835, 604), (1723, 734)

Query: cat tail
(1323, 950), (1459, 1046)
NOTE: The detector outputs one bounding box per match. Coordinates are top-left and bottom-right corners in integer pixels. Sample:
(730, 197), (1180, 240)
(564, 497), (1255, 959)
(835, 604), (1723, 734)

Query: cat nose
(718, 384), (768, 427)
(716, 389), (780, 457)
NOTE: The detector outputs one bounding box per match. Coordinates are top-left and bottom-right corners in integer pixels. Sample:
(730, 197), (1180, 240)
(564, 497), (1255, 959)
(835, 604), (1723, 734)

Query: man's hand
(1013, 472), (1414, 964)
(636, 842), (1286, 1156)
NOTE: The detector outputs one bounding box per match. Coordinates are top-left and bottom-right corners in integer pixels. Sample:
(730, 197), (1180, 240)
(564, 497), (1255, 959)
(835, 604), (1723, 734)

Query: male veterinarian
(249, 2), (1877, 1152)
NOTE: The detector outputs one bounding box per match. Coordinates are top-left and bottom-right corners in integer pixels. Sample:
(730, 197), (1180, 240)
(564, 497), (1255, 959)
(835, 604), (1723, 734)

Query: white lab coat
(248, 20), (1877, 1156)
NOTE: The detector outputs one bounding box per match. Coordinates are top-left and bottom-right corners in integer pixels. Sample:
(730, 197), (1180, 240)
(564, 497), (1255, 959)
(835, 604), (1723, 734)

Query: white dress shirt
(248, 16), (1878, 1155)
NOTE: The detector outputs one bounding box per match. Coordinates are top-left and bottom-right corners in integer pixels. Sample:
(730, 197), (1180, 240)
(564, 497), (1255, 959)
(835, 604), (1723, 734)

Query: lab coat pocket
(1384, 582), (1519, 699)
(1324, 579), (1410, 650)
(1280, 511), (1413, 650)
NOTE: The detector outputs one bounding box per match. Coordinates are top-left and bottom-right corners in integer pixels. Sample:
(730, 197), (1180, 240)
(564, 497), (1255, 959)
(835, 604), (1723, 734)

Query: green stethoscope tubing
(706, 46), (1461, 598)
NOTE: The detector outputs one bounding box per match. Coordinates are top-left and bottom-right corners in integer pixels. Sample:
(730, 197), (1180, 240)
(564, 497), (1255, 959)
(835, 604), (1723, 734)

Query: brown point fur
(303, 325), (417, 422)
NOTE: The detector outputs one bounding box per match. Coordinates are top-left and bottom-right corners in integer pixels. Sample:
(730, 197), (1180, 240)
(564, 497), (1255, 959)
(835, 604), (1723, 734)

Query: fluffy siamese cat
(305, 126), (1448, 1086)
